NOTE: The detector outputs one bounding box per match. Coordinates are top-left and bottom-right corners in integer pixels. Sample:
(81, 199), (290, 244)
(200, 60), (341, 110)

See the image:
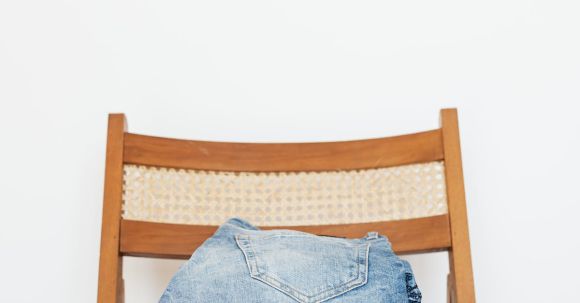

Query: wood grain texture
(123, 129), (444, 172)
(119, 215), (451, 259)
(441, 108), (476, 303)
(97, 114), (126, 303)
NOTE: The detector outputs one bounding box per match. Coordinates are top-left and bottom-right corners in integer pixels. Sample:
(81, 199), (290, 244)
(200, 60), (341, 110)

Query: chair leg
(117, 266), (125, 303)
(447, 273), (456, 303)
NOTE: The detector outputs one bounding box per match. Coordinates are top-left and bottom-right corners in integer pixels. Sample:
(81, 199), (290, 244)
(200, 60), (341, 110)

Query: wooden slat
(123, 129), (444, 172)
(97, 114), (127, 303)
(119, 215), (451, 259)
(441, 108), (476, 303)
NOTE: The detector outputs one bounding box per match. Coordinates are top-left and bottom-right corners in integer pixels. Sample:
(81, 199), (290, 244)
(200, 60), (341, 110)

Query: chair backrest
(97, 108), (476, 303)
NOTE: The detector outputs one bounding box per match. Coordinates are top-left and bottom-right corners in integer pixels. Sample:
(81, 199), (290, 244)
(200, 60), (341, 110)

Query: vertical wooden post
(440, 108), (476, 303)
(447, 273), (456, 303)
(97, 114), (127, 303)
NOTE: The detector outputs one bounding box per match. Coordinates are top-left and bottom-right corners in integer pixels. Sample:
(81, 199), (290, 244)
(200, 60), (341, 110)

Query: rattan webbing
(122, 161), (448, 226)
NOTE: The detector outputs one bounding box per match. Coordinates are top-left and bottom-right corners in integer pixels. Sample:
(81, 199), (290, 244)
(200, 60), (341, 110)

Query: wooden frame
(97, 108), (476, 303)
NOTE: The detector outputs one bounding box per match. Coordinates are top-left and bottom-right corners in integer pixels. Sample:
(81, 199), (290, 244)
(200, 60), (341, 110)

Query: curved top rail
(123, 129), (444, 172)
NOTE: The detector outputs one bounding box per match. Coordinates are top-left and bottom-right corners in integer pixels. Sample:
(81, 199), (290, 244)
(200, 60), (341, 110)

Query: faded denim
(160, 218), (422, 303)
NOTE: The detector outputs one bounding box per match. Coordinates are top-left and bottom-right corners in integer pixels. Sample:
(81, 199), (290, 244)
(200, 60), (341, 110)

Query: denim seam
(257, 234), (357, 245)
(235, 234), (369, 303)
(235, 234), (260, 274)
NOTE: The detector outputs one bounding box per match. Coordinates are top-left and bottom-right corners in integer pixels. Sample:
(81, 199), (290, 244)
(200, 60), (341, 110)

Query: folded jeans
(160, 217), (422, 303)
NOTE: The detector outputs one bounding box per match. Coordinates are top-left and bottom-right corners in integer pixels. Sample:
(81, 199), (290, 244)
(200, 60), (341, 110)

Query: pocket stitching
(235, 233), (369, 303)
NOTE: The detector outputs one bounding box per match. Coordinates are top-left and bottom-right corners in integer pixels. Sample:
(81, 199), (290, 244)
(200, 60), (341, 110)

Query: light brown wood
(97, 114), (126, 303)
(116, 257), (125, 303)
(441, 108), (476, 303)
(119, 215), (451, 259)
(447, 273), (455, 303)
(123, 129), (444, 172)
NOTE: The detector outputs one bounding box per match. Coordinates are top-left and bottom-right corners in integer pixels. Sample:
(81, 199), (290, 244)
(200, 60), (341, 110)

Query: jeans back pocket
(235, 232), (369, 303)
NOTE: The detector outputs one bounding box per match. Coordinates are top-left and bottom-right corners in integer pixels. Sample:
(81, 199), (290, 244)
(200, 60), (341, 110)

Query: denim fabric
(160, 218), (422, 303)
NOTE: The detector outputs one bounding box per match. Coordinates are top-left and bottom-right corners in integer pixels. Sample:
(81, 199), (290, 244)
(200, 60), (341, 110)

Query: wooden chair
(97, 108), (476, 303)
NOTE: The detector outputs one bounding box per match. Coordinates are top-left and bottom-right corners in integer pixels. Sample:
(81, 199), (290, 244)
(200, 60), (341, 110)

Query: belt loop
(366, 231), (378, 240)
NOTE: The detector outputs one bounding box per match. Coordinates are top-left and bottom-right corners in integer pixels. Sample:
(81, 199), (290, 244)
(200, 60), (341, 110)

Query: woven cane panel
(122, 161), (448, 226)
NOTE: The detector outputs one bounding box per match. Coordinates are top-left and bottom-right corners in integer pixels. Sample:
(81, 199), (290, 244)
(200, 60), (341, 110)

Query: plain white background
(1, 1), (579, 302)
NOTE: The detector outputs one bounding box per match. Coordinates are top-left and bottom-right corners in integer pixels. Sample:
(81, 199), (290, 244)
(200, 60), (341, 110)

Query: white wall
(1, 1), (579, 302)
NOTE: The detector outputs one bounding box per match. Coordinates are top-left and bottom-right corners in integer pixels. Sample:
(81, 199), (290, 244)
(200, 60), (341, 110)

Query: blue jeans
(160, 218), (422, 303)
